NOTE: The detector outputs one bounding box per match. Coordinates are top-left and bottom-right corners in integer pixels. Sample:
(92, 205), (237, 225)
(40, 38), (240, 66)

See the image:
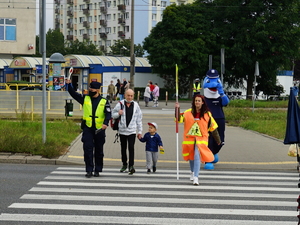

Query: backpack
(110, 102), (123, 131)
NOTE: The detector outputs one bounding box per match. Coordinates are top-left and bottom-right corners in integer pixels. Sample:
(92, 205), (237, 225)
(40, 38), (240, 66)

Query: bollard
(65, 99), (73, 119)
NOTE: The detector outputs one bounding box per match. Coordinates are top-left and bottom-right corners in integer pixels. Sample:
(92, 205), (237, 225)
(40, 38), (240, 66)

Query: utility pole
(130, 0), (135, 89)
(39, 0), (46, 143)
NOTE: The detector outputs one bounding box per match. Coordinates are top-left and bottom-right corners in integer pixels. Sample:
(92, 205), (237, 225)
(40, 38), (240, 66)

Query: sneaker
(153, 166), (156, 173)
(190, 172), (194, 181)
(147, 169), (151, 174)
(128, 166), (135, 175)
(120, 165), (127, 172)
(193, 177), (199, 185)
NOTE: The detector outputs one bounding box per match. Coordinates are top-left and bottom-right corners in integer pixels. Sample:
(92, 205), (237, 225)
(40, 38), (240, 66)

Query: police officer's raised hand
(175, 102), (180, 108)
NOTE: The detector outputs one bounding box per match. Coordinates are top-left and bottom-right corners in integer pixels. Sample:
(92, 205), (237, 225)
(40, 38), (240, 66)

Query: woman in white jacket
(112, 89), (143, 175)
(143, 83), (151, 107)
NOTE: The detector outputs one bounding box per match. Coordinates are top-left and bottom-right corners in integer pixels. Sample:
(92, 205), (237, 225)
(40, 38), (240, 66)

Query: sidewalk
(0, 100), (298, 171)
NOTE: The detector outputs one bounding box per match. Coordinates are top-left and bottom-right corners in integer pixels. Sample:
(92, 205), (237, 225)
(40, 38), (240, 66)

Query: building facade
(53, 0), (191, 53)
(0, 0), (36, 56)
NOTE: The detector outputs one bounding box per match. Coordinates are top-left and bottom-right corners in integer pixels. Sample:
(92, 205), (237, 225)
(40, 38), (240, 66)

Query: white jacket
(144, 86), (151, 98)
(112, 100), (143, 135)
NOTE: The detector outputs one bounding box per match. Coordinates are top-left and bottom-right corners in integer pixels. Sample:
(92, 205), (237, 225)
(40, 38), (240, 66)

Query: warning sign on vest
(187, 122), (202, 136)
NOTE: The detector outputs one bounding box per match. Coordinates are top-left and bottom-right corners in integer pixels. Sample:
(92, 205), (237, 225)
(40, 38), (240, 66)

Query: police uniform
(67, 82), (111, 177)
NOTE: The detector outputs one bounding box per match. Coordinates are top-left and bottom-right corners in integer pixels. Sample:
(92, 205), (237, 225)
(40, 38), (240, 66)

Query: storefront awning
(9, 57), (49, 68)
(0, 58), (13, 69)
(64, 55), (151, 68)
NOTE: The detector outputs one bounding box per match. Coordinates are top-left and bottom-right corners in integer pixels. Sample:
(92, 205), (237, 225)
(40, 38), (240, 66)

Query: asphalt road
(0, 164), (299, 225)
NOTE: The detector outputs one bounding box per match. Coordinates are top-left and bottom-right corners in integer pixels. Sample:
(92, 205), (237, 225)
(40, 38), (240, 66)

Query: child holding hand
(139, 122), (163, 174)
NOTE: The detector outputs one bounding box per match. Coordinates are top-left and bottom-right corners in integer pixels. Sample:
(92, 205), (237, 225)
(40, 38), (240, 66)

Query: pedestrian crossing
(0, 167), (299, 224)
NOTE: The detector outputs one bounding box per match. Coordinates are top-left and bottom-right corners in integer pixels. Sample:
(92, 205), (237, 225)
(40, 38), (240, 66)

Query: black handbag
(111, 102), (123, 131)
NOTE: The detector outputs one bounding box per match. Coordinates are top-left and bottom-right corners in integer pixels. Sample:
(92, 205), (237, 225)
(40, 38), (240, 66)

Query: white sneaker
(190, 172), (194, 181)
(193, 177), (199, 185)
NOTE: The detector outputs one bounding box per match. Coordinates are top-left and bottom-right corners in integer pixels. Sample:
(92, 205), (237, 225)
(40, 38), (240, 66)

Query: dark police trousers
(81, 126), (106, 172)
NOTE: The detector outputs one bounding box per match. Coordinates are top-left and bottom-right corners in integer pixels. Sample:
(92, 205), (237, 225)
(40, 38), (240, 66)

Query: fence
(0, 90), (82, 114)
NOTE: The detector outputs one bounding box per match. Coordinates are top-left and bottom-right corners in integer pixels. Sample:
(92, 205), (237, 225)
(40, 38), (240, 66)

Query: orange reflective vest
(178, 109), (218, 162)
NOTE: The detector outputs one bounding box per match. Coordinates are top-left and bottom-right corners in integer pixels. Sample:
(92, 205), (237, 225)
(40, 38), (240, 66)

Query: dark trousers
(119, 134), (136, 168)
(81, 127), (106, 172)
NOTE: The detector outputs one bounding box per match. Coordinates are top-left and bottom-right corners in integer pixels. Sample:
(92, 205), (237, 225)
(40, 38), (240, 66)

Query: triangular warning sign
(187, 122), (202, 136)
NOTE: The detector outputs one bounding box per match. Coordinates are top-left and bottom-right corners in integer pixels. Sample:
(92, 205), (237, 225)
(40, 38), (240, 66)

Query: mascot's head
(203, 69), (224, 98)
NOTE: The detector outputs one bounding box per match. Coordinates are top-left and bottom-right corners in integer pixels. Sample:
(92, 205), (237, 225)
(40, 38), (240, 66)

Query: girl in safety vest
(175, 95), (221, 185)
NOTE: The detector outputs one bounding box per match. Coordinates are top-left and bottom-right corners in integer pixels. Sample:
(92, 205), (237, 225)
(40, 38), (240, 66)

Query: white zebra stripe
(0, 214), (295, 224)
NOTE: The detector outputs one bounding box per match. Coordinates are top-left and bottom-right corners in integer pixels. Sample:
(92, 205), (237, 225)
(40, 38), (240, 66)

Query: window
(107, 1), (111, 7)
(0, 18), (16, 41)
(106, 27), (111, 33)
(106, 40), (111, 46)
(161, 1), (167, 7)
(152, 0), (156, 6)
(125, 12), (129, 19)
(152, 14), (156, 20)
(88, 16), (92, 22)
(79, 17), (85, 23)
(107, 14), (111, 20)
(88, 29), (92, 35)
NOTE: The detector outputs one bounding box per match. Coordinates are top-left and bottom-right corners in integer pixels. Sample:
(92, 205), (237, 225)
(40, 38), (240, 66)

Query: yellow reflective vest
(178, 109), (218, 162)
(83, 96), (106, 129)
(193, 83), (201, 92)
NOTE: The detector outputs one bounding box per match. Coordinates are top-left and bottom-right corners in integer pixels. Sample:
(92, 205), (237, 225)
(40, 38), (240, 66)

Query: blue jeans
(119, 94), (124, 100)
(189, 145), (200, 178)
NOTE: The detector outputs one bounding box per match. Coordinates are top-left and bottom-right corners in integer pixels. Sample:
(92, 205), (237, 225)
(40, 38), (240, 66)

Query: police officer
(65, 79), (111, 178)
(193, 78), (201, 96)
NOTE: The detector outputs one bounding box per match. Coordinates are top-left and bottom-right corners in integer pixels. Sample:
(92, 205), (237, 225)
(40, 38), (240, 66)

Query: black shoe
(85, 172), (93, 178)
(94, 172), (100, 177)
(128, 166), (135, 175)
(120, 165), (127, 172)
(147, 169), (151, 174)
(153, 166), (156, 173)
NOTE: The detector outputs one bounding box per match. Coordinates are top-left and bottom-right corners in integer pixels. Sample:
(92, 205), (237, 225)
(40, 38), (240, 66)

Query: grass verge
(0, 119), (81, 158)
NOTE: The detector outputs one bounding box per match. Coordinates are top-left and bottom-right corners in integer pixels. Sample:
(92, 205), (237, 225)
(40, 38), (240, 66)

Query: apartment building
(53, 0), (191, 53)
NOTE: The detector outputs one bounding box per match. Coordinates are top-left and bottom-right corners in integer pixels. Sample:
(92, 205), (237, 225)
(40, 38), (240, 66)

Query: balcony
(55, 8), (60, 14)
(100, 20), (107, 26)
(117, 4), (126, 11)
(100, 7), (107, 14)
(83, 0), (90, 3)
(83, 21), (90, 28)
(55, 18), (60, 24)
(54, 0), (60, 4)
(118, 18), (125, 25)
(67, 23), (73, 29)
(67, 35), (74, 40)
(83, 9), (90, 15)
(99, 33), (107, 39)
(83, 34), (90, 39)
(67, 0), (73, 4)
(118, 31), (125, 38)
(67, 10), (73, 17)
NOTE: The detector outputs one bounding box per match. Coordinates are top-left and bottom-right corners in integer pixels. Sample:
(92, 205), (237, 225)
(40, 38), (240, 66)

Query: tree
(34, 29), (65, 57)
(65, 39), (102, 55)
(205, 0), (300, 97)
(109, 39), (145, 57)
(35, 29), (103, 57)
(143, 3), (217, 96)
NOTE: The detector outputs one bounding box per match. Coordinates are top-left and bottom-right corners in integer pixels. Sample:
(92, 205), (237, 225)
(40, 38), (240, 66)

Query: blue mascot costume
(203, 69), (229, 170)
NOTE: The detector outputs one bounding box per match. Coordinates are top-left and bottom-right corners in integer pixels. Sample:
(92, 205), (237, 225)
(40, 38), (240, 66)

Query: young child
(139, 122), (163, 174)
